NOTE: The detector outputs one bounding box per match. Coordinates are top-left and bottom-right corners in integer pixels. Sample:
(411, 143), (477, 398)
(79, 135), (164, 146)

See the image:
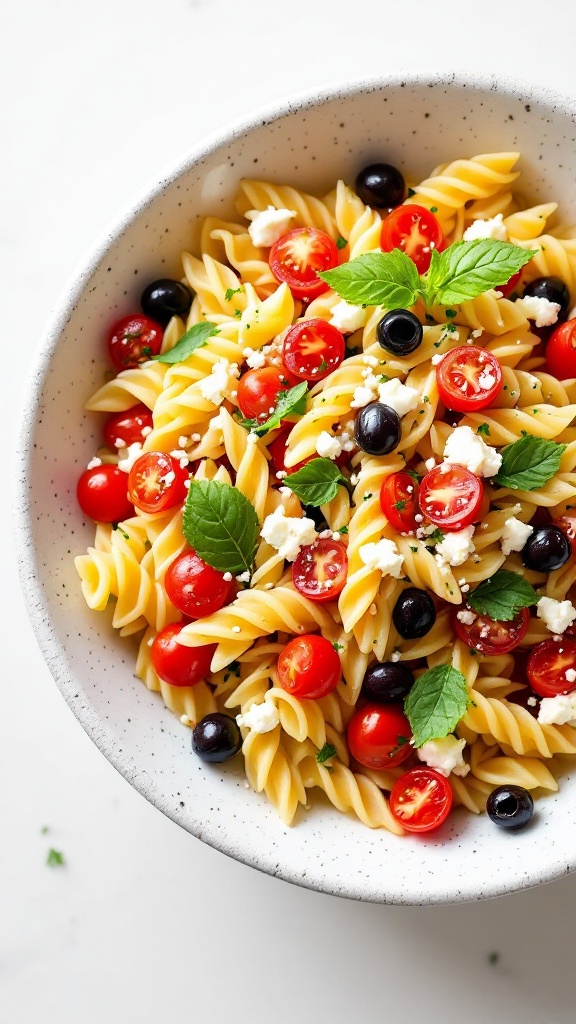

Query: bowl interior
(18, 73), (576, 904)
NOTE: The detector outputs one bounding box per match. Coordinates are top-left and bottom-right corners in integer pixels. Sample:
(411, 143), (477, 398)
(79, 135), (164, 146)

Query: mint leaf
(429, 240), (534, 306)
(183, 480), (259, 573)
(405, 666), (469, 747)
(467, 570), (540, 622)
(319, 250), (420, 308)
(46, 848), (65, 867)
(239, 382), (308, 437)
(284, 458), (345, 506)
(316, 742), (337, 764)
(494, 435), (566, 491)
(153, 321), (218, 364)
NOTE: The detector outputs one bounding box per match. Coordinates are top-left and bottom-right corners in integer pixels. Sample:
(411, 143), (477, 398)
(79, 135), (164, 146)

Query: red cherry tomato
(277, 634), (341, 699)
(103, 404), (154, 449)
(292, 538), (348, 603)
(236, 366), (292, 423)
(77, 464), (134, 523)
(107, 314), (163, 370)
(419, 464), (483, 531)
(453, 606), (529, 655)
(165, 550), (235, 619)
(348, 703), (412, 770)
(552, 515), (576, 554)
(436, 346), (503, 413)
(380, 204), (444, 273)
(499, 269), (523, 298)
(151, 623), (216, 687)
(527, 638), (576, 698)
(269, 228), (339, 299)
(282, 319), (345, 382)
(380, 472), (420, 532)
(389, 767), (453, 833)
(127, 452), (188, 514)
(546, 320), (576, 379)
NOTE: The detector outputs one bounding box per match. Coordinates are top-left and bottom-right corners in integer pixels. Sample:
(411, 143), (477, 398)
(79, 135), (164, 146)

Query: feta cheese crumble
(246, 206), (296, 248)
(329, 300), (367, 334)
(443, 426), (502, 478)
(117, 442), (143, 473)
(359, 538), (404, 578)
(199, 359), (240, 406)
(377, 378), (419, 418)
(463, 213), (508, 242)
(86, 456), (102, 470)
(417, 735), (470, 777)
(242, 346), (266, 369)
(350, 384), (376, 409)
(538, 692), (576, 727)
(501, 517), (534, 556)
(260, 505), (317, 561)
(236, 701), (280, 734)
(457, 608), (476, 625)
(537, 596), (576, 635)
(514, 294), (560, 328)
(435, 526), (475, 567)
(316, 431), (343, 460)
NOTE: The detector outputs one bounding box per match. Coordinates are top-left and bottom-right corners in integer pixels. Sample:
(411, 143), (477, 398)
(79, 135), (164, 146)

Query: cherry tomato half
(107, 314), (163, 370)
(282, 319), (345, 382)
(527, 638), (576, 698)
(292, 538), (348, 603)
(380, 471), (420, 532)
(165, 549), (236, 619)
(277, 634), (341, 699)
(237, 366), (292, 423)
(419, 464), (483, 531)
(499, 269), (523, 298)
(128, 452), (188, 514)
(380, 204), (444, 273)
(103, 404), (154, 450)
(269, 228), (339, 299)
(77, 464), (134, 523)
(348, 703), (412, 770)
(552, 515), (576, 555)
(389, 767), (453, 833)
(151, 623), (216, 687)
(453, 606), (529, 655)
(436, 346), (503, 413)
(545, 320), (576, 379)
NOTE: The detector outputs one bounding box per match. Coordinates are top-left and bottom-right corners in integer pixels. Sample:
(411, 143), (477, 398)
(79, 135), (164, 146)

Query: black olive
(392, 588), (436, 639)
(377, 309), (423, 355)
(192, 713), (242, 763)
(486, 786), (534, 830)
(355, 163), (405, 208)
(301, 504), (328, 533)
(523, 276), (570, 324)
(362, 661), (415, 703)
(354, 402), (401, 456)
(522, 525), (571, 573)
(141, 278), (193, 327)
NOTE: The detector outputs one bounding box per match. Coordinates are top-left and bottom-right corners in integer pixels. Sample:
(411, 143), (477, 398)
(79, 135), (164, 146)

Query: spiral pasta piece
(404, 152), (520, 235)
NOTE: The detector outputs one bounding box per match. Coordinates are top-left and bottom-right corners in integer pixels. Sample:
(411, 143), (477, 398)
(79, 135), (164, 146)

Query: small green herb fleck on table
(46, 848), (65, 867)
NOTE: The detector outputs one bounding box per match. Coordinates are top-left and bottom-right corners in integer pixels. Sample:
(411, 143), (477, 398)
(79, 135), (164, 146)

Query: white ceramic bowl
(17, 72), (576, 905)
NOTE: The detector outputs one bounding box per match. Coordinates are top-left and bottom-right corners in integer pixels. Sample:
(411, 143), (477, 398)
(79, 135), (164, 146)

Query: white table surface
(3, 1), (576, 1021)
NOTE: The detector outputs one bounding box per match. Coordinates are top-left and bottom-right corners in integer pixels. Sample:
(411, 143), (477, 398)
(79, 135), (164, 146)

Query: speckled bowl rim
(14, 69), (576, 905)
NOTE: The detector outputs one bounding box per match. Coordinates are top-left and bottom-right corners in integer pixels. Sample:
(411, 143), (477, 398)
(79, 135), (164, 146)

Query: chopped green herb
(427, 528), (445, 544)
(338, 525), (349, 534)
(394, 499), (407, 512)
(445, 308), (457, 318)
(224, 286), (242, 301)
(477, 423), (490, 437)
(407, 187), (416, 197)
(410, 546), (418, 552)
(40, 826), (49, 835)
(318, 358), (328, 372)
(430, 206), (438, 213)
(234, 309), (242, 318)
(141, 346), (153, 358)
(363, 493), (373, 501)
(316, 742), (337, 764)
(336, 236), (348, 250)
(332, 642), (344, 652)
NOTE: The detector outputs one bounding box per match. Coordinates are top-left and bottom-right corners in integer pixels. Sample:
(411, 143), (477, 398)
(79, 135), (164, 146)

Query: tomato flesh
(292, 538), (348, 603)
(103, 404), (154, 449)
(436, 346), (503, 413)
(277, 634), (341, 698)
(453, 606), (529, 655)
(282, 319), (345, 381)
(380, 204), (444, 273)
(237, 366), (292, 423)
(151, 623), (216, 687)
(499, 269), (523, 298)
(390, 767), (453, 833)
(269, 228), (339, 298)
(552, 515), (576, 555)
(128, 452), (188, 514)
(380, 471), (420, 532)
(347, 703), (412, 770)
(419, 464), (483, 531)
(546, 320), (576, 379)
(77, 464), (134, 523)
(107, 314), (163, 370)
(527, 638), (576, 698)
(165, 549), (236, 619)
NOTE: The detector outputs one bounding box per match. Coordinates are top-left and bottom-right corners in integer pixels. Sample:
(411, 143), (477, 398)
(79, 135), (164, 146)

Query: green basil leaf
(429, 240), (534, 306)
(239, 382), (308, 437)
(404, 665), (469, 748)
(284, 458), (345, 506)
(153, 321), (219, 364)
(182, 480), (259, 574)
(319, 250), (420, 308)
(494, 435), (566, 491)
(467, 570), (540, 622)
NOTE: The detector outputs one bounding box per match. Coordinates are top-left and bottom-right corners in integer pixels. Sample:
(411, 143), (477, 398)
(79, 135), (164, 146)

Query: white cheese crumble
(457, 608), (476, 625)
(359, 538), (404, 578)
(424, 458), (436, 472)
(377, 378), (419, 418)
(501, 517), (534, 556)
(350, 384), (376, 409)
(514, 294), (560, 328)
(417, 735), (470, 777)
(86, 456), (102, 470)
(236, 571), (251, 584)
(443, 426), (502, 478)
(199, 359), (240, 405)
(537, 596), (576, 635)
(242, 346), (266, 369)
(436, 526), (475, 567)
(390, 651), (401, 662)
(316, 431), (343, 460)
(117, 442), (143, 473)
(538, 692), (576, 726)
(329, 300), (367, 334)
(463, 213), (508, 242)
(567, 668), (576, 683)
(222, 572), (233, 582)
(260, 505), (317, 561)
(246, 206), (296, 248)
(236, 701), (280, 734)
(431, 353), (443, 365)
